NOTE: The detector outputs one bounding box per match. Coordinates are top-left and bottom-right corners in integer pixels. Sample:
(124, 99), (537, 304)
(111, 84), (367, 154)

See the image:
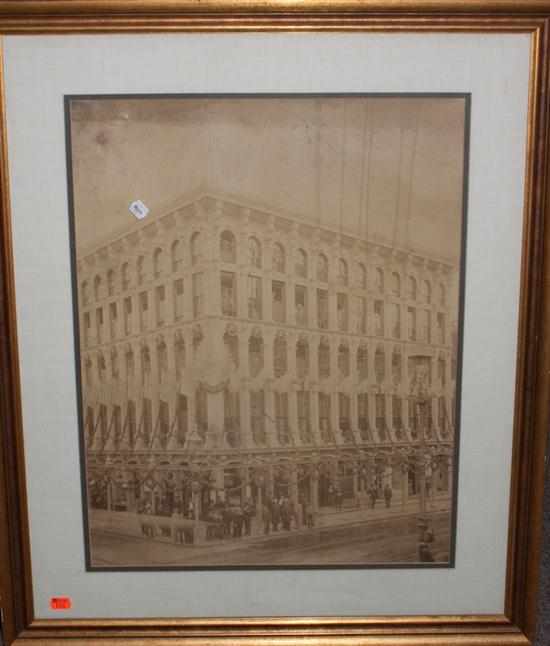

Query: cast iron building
(78, 193), (457, 525)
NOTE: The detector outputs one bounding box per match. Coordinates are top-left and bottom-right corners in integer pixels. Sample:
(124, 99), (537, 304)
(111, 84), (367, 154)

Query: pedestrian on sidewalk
(368, 485), (377, 509)
(384, 484), (393, 508)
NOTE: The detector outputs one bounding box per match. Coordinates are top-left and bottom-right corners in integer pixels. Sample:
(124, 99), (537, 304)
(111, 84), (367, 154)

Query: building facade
(78, 193), (458, 535)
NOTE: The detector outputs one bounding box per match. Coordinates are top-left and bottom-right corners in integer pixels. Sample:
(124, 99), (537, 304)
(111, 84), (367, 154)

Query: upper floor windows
(153, 247), (164, 279)
(220, 230), (236, 264)
(81, 280), (89, 305)
(136, 256), (145, 286)
(172, 240), (184, 273)
(249, 237), (262, 269)
(107, 269), (115, 297)
(391, 272), (401, 297)
(338, 259), (348, 286)
(439, 283), (447, 307)
(421, 279), (431, 304)
(273, 243), (285, 273)
(295, 248), (308, 278)
(317, 253), (328, 282)
(358, 263), (367, 289)
(375, 267), (384, 293)
(121, 263), (130, 291)
(191, 232), (202, 265)
(408, 276), (417, 300)
(94, 274), (102, 301)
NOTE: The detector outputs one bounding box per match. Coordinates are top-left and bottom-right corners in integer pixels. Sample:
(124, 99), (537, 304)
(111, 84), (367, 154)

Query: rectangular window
(142, 398), (152, 446)
(392, 396), (402, 433)
(193, 273), (203, 318)
(173, 279), (184, 320)
(156, 285), (166, 326)
(358, 393), (369, 438)
(438, 396), (447, 434)
(319, 393), (332, 443)
(159, 400), (169, 447)
(297, 391), (311, 443)
(437, 312), (446, 344)
(224, 391), (240, 447)
(374, 300), (384, 336)
(248, 275), (262, 320)
(250, 390), (266, 445)
(124, 297), (132, 335)
(127, 400), (136, 446)
(96, 307), (103, 343)
(317, 289), (329, 329)
(319, 344), (330, 378)
(337, 293), (348, 331)
(421, 309), (431, 343)
(275, 392), (289, 445)
(339, 393), (351, 441)
(408, 307), (417, 341)
(99, 404), (107, 442)
(83, 311), (91, 346)
(375, 394), (386, 440)
(295, 285), (308, 326)
(221, 272), (237, 317)
(195, 387), (208, 434)
(354, 296), (367, 334)
(176, 394), (188, 446)
(109, 302), (117, 340)
(391, 303), (401, 339)
(272, 280), (286, 323)
(139, 292), (148, 331)
(409, 399), (418, 438)
(112, 405), (122, 445)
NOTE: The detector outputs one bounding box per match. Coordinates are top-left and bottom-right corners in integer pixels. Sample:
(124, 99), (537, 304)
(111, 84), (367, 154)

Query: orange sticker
(50, 597), (72, 610)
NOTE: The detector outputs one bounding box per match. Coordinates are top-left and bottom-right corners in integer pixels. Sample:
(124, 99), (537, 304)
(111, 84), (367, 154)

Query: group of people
(261, 496), (301, 534)
(367, 484), (393, 509)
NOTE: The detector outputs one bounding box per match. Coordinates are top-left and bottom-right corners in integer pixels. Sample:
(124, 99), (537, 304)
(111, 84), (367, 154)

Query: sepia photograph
(66, 94), (468, 569)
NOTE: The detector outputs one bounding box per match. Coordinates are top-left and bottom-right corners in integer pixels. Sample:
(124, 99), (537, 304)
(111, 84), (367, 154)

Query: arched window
(81, 280), (89, 305)
(153, 248), (164, 278)
(391, 272), (401, 296)
(93, 275), (102, 301)
(191, 232), (202, 265)
(374, 347), (385, 383)
(121, 263), (130, 291)
(439, 283), (446, 307)
(408, 276), (417, 300)
(107, 269), (115, 297)
(223, 329), (239, 368)
(422, 279), (431, 304)
(273, 334), (287, 378)
(375, 267), (384, 293)
(358, 263), (367, 289)
(319, 339), (330, 379)
(220, 230), (236, 264)
(295, 248), (307, 278)
(317, 253), (328, 282)
(136, 256), (145, 286)
(338, 259), (348, 286)
(296, 338), (309, 378)
(272, 243), (285, 273)
(392, 348), (402, 385)
(171, 240), (183, 273)
(338, 344), (350, 377)
(249, 333), (264, 377)
(357, 345), (368, 380)
(249, 237), (262, 268)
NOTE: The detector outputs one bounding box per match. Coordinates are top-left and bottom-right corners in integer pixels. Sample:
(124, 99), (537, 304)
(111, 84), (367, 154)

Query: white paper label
(129, 200), (149, 220)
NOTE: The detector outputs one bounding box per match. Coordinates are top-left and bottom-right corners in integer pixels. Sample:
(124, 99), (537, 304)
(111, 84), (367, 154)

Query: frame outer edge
(0, 9), (547, 646)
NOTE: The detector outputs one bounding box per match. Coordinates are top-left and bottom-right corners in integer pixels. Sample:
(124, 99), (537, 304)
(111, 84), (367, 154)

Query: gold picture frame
(0, 2), (548, 645)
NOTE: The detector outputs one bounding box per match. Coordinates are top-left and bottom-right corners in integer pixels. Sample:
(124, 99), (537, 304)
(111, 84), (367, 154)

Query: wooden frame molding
(0, 4), (549, 646)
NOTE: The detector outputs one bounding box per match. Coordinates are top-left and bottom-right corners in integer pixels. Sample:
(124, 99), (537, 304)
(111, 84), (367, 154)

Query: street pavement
(90, 504), (451, 567)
